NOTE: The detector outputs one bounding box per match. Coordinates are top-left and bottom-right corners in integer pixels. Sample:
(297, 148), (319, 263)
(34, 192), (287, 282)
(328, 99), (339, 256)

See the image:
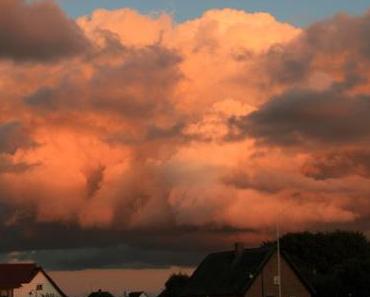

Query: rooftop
(180, 247), (273, 297)
(0, 263), (40, 289)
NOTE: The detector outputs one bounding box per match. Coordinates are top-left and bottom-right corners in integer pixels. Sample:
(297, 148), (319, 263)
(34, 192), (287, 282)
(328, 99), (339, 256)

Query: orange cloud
(0, 2), (369, 267)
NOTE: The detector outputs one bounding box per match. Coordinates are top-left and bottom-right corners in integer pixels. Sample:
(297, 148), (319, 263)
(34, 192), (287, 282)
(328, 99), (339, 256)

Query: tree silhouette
(263, 230), (370, 297)
(162, 273), (190, 297)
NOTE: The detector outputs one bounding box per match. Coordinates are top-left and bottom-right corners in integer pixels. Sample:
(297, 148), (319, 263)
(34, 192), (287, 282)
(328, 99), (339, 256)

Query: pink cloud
(0, 3), (369, 259)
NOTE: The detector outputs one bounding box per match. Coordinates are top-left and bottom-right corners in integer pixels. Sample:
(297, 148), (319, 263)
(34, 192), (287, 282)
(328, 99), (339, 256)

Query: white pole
(277, 222), (282, 297)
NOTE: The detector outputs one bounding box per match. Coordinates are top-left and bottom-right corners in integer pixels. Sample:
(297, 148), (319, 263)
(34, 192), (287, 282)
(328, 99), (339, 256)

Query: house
(0, 263), (67, 297)
(128, 292), (148, 297)
(180, 244), (315, 297)
(88, 290), (115, 297)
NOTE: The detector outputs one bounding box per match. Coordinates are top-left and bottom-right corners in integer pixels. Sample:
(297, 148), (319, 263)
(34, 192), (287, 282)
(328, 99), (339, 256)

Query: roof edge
(240, 248), (316, 297)
(281, 251), (317, 296)
(239, 247), (275, 295)
(39, 268), (68, 297)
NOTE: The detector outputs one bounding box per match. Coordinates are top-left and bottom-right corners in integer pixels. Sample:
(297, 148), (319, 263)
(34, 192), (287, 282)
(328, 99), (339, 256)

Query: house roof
(0, 263), (68, 297)
(180, 247), (271, 297)
(180, 247), (315, 297)
(156, 290), (168, 297)
(0, 263), (39, 289)
(129, 291), (145, 297)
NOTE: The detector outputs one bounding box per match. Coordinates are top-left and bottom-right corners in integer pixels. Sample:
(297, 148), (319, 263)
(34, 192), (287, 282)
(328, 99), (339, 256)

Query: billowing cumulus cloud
(1, 1), (370, 270)
(0, 0), (90, 61)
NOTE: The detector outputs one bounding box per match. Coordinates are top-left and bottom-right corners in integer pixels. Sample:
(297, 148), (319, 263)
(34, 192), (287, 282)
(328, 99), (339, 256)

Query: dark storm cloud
(0, 219), (255, 255)
(26, 88), (57, 110)
(222, 169), (285, 193)
(26, 45), (182, 119)
(230, 11), (370, 148)
(146, 123), (185, 141)
(0, 0), (90, 62)
(0, 245), (202, 270)
(85, 165), (106, 198)
(228, 88), (370, 147)
(304, 12), (370, 60)
(0, 121), (35, 154)
(258, 11), (370, 86)
(302, 150), (370, 180)
(0, 202), (256, 270)
(260, 43), (311, 85)
(89, 46), (182, 118)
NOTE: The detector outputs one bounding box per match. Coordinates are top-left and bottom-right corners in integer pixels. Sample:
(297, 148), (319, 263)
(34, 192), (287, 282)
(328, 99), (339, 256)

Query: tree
(88, 289), (115, 297)
(162, 273), (190, 297)
(263, 230), (370, 297)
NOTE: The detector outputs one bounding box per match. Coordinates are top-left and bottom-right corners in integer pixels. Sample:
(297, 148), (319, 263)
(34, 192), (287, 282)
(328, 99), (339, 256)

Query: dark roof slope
(0, 263), (40, 289)
(180, 247), (315, 297)
(181, 247), (272, 297)
(0, 263), (68, 297)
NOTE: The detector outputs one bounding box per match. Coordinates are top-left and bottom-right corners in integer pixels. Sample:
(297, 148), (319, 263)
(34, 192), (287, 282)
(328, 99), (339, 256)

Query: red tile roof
(0, 263), (40, 289)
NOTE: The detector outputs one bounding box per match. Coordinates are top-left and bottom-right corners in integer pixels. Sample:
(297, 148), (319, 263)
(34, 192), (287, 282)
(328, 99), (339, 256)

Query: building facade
(244, 251), (312, 297)
(0, 264), (67, 297)
(180, 245), (315, 297)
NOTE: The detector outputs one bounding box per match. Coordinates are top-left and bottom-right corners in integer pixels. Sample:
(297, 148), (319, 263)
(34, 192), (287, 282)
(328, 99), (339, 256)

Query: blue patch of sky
(57, 0), (370, 27)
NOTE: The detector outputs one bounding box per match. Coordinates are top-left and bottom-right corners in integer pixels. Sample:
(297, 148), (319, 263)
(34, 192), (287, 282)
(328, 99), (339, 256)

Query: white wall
(13, 271), (65, 297)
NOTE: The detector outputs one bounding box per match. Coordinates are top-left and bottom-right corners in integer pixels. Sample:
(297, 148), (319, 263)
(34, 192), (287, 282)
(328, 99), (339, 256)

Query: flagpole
(277, 218), (282, 297)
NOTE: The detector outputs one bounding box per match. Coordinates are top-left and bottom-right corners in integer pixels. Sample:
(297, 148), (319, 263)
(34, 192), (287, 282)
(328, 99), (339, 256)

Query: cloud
(83, 164), (106, 198)
(228, 87), (370, 147)
(0, 156), (37, 174)
(25, 45), (182, 120)
(254, 11), (370, 88)
(0, 0), (90, 62)
(1, 3), (370, 271)
(222, 168), (291, 193)
(302, 150), (370, 180)
(0, 245), (202, 270)
(0, 121), (35, 154)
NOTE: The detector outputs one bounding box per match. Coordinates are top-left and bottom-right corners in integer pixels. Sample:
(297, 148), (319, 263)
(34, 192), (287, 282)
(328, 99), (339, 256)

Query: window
(36, 285), (43, 291)
(0, 290), (9, 297)
(273, 275), (280, 285)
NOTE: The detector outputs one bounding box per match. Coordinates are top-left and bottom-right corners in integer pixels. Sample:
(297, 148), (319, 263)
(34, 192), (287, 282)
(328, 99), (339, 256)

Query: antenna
(277, 220), (282, 297)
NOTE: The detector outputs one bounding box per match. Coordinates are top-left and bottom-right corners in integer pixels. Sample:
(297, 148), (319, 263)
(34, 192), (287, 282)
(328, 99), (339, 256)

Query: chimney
(234, 242), (244, 257)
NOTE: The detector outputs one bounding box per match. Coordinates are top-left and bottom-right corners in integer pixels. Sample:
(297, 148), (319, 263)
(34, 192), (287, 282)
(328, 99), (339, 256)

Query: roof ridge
(207, 245), (273, 256)
(180, 246), (274, 297)
(39, 267), (68, 297)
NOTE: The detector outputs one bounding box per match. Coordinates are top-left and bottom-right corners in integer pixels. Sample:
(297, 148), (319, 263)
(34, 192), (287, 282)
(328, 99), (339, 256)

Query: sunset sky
(1, 0), (370, 296)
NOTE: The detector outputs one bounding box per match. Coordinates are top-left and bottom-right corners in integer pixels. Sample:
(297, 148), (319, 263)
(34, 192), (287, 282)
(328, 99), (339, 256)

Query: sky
(56, 0), (370, 26)
(1, 0), (370, 296)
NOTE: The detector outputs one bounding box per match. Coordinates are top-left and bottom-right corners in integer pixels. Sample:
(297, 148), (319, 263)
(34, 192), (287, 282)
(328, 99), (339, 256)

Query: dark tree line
(264, 230), (370, 297)
(160, 273), (190, 297)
